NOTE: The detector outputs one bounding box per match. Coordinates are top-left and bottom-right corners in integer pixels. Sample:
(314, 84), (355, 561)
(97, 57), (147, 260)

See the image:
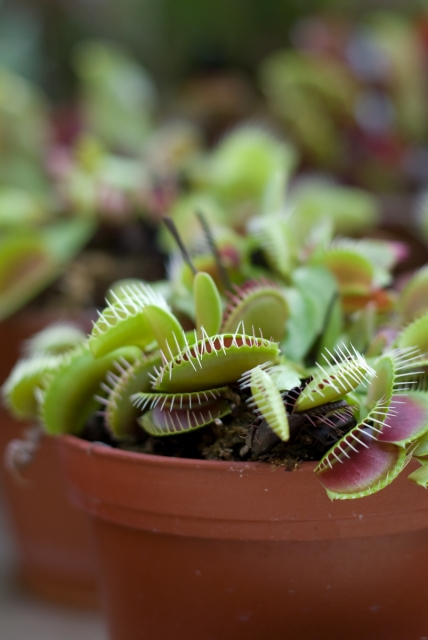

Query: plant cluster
(4, 211), (428, 500)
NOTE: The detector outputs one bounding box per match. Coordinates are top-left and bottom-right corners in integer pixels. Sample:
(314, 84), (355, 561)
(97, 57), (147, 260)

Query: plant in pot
(5, 218), (428, 639)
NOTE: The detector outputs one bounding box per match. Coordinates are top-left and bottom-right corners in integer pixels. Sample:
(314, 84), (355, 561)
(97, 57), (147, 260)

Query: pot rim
(58, 434), (428, 541)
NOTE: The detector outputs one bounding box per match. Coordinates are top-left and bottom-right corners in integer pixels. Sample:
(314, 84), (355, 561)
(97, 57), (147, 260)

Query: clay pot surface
(0, 311), (98, 607)
(60, 434), (428, 640)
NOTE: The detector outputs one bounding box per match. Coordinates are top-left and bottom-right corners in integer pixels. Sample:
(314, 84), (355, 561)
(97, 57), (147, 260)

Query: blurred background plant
(1, 0), (428, 323)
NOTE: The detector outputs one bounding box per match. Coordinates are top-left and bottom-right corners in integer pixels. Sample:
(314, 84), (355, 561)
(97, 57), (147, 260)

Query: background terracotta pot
(60, 434), (428, 640)
(0, 312), (98, 607)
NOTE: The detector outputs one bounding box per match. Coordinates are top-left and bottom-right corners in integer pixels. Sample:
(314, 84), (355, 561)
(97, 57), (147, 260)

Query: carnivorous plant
(5, 236), (428, 500)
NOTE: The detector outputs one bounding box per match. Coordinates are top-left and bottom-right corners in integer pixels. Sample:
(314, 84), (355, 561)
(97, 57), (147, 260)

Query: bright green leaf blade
(42, 217), (96, 263)
(0, 234), (57, 320)
(144, 305), (187, 359)
(282, 266), (337, 361)
(193, 272), (222, 339)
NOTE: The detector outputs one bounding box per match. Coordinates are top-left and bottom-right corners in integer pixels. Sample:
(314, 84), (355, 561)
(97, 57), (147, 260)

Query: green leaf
(282, 266), (337, 361)
(207, 125), (297, 206)
(193, 272), (222, 339)
(144, 305), (187, 358)
(311, 246), (374, 296)
(24, 323), (87, 356)
(268, 362), (302, 391)
(398, 266), (428, 324)
(396, 313), (428, 354)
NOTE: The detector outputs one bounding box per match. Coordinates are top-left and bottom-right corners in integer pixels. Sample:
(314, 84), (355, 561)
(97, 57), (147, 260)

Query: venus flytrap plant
(5, 274), (428, 501)
(6, 213), (428, 500)
(239, 364), (290, 445)
(23, 323), (87, 357)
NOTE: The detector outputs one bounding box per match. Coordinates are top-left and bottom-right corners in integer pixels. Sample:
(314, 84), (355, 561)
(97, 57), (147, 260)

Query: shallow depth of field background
(0, 0), (426, 638)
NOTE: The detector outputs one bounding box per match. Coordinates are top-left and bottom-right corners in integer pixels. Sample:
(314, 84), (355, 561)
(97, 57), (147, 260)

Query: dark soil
(80, 386), (356, 469)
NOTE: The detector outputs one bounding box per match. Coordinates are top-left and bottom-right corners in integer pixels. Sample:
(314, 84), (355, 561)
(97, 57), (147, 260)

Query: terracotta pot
(60, 434), (428, 640)
(0, 312), (98, 607)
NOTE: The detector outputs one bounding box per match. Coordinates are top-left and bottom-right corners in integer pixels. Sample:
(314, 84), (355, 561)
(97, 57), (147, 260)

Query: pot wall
(0, 312), (98, 607)
(61, 435), (428, 640)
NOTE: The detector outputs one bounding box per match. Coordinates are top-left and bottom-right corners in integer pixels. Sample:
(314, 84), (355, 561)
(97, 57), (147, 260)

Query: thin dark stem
(197, 211), (231, 290)
(162, 216), (197, 275)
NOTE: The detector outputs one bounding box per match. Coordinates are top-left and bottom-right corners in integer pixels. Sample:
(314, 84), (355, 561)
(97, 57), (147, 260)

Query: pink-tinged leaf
(139, 399), (231, 436)
(315, 401), (408, 500)
(408, 462), (428, 488)
(377, 393), (428, 446)
(316, 436), (406, 500)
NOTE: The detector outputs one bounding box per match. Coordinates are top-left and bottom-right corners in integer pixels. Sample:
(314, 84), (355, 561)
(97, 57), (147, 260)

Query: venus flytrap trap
(315, 348), (428, 499)
(89, 282), (171, 357)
